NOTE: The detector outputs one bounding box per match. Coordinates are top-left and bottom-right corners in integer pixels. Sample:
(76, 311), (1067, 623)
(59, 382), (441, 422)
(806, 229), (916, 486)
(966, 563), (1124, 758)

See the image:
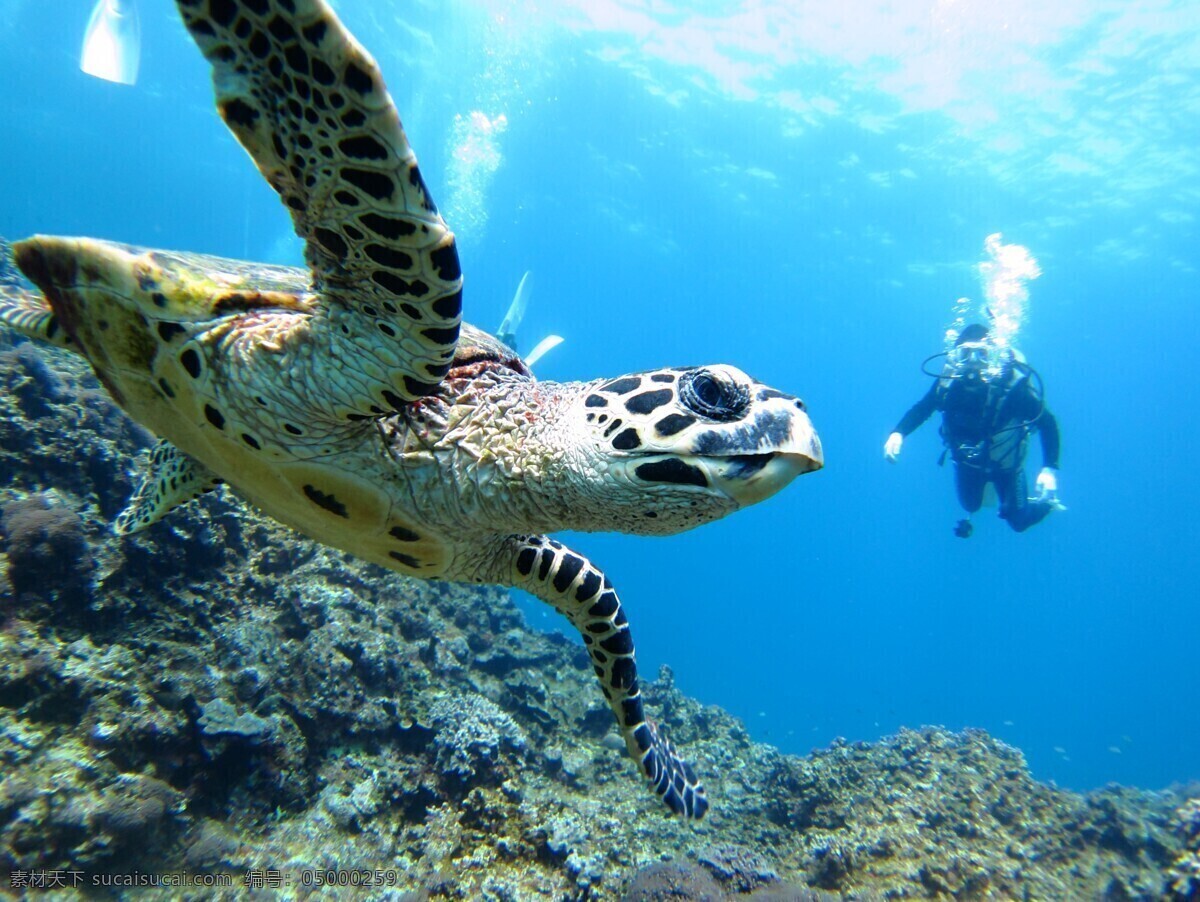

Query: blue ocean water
(1, 0), (1196, 794)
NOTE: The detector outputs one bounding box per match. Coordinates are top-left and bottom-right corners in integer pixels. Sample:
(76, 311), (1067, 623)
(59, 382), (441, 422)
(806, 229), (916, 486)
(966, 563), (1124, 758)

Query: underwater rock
(1165, 794), (1200, 899)
(1, 494), (93, 603)
(622, 861), (723, 900)
(697, 845), (779, 894)
(429, 691), (530, 788)
(198, 697), (274, 742)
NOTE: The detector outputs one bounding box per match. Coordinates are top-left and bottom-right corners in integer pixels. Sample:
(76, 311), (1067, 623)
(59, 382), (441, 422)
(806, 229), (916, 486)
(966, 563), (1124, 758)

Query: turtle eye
(680, 369), (749, 421)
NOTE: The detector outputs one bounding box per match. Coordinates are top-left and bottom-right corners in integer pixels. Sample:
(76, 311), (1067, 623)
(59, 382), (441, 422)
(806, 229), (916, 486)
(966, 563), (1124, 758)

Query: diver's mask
(949, 341), (989, 371)
(948, 341), (1010, 382)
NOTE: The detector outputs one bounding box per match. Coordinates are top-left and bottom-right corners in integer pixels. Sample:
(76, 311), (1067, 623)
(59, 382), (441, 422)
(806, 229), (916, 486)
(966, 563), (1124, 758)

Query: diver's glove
(1032, 467), (1067, 510)
(884, 432), (904, 463)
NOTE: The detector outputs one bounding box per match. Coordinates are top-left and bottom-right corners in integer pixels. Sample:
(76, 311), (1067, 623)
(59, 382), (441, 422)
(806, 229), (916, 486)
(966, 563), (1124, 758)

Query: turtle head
(570, 365), (822, 535)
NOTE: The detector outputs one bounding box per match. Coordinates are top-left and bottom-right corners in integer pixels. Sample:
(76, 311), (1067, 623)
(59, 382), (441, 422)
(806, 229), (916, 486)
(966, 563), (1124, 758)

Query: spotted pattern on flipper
(114, 439), (223, 535)
(507, 533), (708, 819)
(175, 0), (462, 403)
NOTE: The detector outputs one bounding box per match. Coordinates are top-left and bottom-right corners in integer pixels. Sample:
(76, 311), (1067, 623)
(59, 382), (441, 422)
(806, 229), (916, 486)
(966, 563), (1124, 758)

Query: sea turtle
(0, 0), (822, 818)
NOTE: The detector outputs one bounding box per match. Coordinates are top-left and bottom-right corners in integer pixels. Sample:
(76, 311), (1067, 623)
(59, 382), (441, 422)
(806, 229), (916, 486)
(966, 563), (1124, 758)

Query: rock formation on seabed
(0, 336), (1193, 900)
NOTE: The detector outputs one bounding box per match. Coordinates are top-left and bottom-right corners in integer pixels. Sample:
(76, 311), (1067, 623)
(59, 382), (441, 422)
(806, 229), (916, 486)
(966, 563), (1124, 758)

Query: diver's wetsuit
(893, 367), (1060, 532)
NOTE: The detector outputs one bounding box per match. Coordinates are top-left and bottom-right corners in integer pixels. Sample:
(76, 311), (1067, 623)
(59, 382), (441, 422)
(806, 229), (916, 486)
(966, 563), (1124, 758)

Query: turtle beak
(709, 410), (823, 507)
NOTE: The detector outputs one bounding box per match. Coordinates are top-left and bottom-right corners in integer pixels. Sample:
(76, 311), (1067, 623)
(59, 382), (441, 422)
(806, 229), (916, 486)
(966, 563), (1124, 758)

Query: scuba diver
(884, 323), (1063, 538)
(495, 272), (563, 368)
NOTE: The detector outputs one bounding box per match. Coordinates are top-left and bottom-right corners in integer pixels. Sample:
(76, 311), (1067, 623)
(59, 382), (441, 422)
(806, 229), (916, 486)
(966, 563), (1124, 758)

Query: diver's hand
(884, 432), (903, 463)
(1033, 467), (1067, 510)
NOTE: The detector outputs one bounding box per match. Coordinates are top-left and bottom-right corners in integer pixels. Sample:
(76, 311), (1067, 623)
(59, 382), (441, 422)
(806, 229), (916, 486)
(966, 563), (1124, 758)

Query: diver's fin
(114, 440), (222, 535)
(496, 271), (532, 348)
(81, 0), (141, 86)
(524, 333), (564, 368)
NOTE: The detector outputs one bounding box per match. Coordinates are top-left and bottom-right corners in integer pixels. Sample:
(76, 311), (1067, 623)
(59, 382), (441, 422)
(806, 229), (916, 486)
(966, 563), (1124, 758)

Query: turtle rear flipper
(177, 0), (463, 403)
(115, 439), (223, 535)
(0, 237), (72, 349)
(0, 289), (72, 349)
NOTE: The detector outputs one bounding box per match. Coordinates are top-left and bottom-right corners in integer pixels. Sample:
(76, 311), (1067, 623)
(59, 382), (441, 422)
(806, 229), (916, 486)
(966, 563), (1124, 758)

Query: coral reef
(0, 338), (1192, 899)
(1166, 794), (1200, 899)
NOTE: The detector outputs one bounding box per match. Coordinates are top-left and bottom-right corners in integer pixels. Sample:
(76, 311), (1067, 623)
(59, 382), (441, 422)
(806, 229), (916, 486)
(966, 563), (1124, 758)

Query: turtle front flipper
(114, 439), (224, 535)
(176, 0), (462, 404)
(504, 534), (708, 819)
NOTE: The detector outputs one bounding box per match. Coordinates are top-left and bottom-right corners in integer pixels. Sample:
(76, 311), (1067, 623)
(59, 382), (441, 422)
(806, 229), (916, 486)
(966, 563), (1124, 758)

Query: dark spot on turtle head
(516, 547), (536, 577)
(241, 433), (261, 449)
(602, 418), (623, 438)
(378, 323), (396, 337)
(156, 322), (186, 343)
(388, 551), (421, 569)
(303, 484), (348, 518)
(181, 348), (202, 378)
(204, 404), (225, 429)
(602, 376), (641, 395)
(389, 525), (420, 542)
(151, 292), (167, 308)
(98, 319), (109, 331)
(625, 389), (674, 415)
(284, 423), (303, 435)
(655, 413), (696, 437)
(158, 378), (175, 399)
(612, 427), (641, 451)
(634, 459), (708, 488)
(585, 394), (607, 408)
(651, 373), (676, 383)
